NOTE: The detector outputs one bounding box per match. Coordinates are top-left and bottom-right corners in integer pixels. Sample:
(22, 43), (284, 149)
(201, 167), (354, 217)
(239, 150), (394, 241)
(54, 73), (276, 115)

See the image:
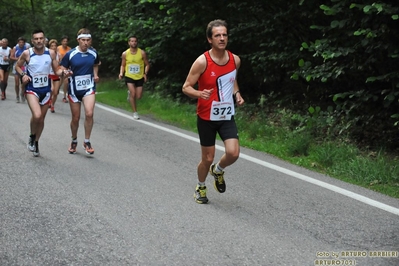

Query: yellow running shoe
(194, 185), (208, 204)
(209, 163), (226, 193)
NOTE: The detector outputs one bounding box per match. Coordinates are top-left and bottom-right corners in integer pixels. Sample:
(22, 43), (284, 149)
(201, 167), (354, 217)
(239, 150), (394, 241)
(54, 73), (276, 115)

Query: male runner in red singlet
(182, 19), (245, 204)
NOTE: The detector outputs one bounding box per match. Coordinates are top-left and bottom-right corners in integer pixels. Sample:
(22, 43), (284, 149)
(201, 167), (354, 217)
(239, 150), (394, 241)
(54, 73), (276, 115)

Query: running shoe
(133, 112), (140, 120)
(27, 135), (35, 152)
(194, 185), (208, 204)
(68, 141), (77, 154)
(16, 96), (20, 103)
(209, 163), (226, 193)
(62, 97), (68, 103)
(1, 91), (5, 100)
(50, 105), (55, 113)
(33, 141), (40, 157)
(83, 142), (94, 155)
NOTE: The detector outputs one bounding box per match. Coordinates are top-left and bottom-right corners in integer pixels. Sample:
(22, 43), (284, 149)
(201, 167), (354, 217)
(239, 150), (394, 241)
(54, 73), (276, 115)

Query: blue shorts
(68, 88), (95, 103)
(25, 89), (51, 105)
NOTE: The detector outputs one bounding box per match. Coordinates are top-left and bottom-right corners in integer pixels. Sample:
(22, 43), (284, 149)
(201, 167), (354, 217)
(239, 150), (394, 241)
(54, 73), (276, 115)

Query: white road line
(96, 103), (399, 216)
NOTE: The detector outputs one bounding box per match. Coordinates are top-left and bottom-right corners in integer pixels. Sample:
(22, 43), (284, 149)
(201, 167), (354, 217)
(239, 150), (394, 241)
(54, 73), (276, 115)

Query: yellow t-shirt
(125, 48), (144, 80)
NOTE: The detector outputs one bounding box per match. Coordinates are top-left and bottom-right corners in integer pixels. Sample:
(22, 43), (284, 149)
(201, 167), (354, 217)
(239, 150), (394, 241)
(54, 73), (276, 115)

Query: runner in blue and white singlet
(15, 29), (70, 157)
(58, 28), (100, 155)
(60, 45), (99, 102)
(24, 47), (52, 104)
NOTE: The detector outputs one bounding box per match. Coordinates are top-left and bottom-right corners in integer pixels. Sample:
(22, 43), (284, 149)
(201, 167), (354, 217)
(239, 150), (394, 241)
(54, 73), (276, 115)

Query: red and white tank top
(197, 50), (237, 121)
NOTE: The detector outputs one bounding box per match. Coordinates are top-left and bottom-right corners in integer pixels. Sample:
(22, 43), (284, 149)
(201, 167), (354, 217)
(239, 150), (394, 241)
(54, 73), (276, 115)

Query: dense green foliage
(1, 0), (398, 151)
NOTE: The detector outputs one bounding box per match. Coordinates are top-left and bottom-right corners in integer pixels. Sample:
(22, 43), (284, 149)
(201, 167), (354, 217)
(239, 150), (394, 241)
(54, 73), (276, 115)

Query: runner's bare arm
(50, 49), (71, 77)
(93, 64), (99, 83)
(10, 47), (18, 61)
(118, 52), (126, 79)
(15, 50), (31, 84)
(15, 50), (28, 74)
(142, 50), (150, 76)
(182, 55), (214, 100)
(232, 54), (244, 106)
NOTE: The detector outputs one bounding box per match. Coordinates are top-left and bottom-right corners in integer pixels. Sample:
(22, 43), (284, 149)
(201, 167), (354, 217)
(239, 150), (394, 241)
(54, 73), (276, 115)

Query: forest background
(1, 1), (398, 183)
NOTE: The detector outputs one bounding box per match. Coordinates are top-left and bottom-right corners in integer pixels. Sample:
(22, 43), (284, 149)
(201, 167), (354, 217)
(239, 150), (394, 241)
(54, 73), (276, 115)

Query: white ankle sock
(216, 163), (224, 173)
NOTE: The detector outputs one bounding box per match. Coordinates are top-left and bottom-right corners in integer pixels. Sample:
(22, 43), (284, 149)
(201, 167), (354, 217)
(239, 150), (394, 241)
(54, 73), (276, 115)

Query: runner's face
(18, 40), (25, 48)
(129, 38), (138, 48)
(31, 33), (45, 50)
(77, 37), (91, 51)
(1, 39), (8, 48)
(50, 43), (57, 50)
(208, 26), (228, 50)
(61, 39), (68, 47)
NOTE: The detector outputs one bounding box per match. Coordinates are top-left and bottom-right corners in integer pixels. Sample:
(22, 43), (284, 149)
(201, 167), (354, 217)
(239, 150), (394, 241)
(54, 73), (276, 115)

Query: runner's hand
(201, 88), (214, 100)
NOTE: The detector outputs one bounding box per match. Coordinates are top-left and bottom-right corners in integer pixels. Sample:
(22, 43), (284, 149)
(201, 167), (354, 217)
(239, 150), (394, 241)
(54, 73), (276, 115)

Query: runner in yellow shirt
(118, 36), (150, 120)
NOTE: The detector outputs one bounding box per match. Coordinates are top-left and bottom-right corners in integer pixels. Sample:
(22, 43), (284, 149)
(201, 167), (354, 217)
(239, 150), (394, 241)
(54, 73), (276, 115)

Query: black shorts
(0, 64), (10, 72)
(125, 77), (144, 87)
(197, 115), (239, 147)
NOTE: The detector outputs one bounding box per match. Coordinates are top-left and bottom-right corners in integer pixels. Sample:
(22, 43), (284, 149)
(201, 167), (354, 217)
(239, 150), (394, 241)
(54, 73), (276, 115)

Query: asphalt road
(1, 75), (398, 266)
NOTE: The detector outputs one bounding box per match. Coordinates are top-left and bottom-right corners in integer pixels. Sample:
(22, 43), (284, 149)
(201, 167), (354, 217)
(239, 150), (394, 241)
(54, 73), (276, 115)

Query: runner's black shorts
(0, 64), (10, 72)
(197, 115), (239, 147)
(124, 77), (144, 87)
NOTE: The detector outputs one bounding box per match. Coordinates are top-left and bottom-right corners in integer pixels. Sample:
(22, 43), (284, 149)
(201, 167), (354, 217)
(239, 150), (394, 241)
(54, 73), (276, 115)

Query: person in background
(182, 19), (245, 204)
(0, 38), (11, 100)
(118, 36), (150, 120)
(10, 37), (29, 103)
(57, 35), (71, 103)
(48, 39), (61, 113)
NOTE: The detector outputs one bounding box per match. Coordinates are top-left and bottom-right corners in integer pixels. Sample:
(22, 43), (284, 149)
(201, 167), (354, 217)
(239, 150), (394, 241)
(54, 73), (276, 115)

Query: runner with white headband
(59, 28), (100, 155)
(77, 34), (91, 39)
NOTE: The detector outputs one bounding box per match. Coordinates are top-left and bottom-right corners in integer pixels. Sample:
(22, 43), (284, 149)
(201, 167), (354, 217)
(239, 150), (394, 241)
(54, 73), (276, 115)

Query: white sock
(216, 163), (224, 173)
(198, 182), (205, 187)
(84, 139), (90, 143)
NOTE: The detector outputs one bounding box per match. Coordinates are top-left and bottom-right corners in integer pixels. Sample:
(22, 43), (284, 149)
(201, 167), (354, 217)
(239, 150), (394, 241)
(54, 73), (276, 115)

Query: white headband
(77, 34), (91, 39)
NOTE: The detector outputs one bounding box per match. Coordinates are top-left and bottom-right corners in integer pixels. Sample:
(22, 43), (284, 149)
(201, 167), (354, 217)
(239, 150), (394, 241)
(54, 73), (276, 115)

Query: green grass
(96, 80), (399, 198)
